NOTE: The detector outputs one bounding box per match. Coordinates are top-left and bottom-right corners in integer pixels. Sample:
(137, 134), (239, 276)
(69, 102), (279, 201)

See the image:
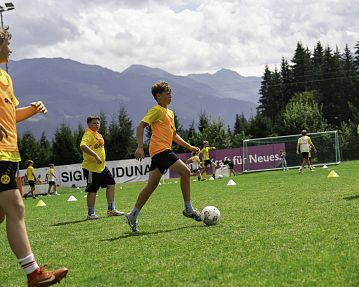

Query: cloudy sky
(4, 0), (359, 76)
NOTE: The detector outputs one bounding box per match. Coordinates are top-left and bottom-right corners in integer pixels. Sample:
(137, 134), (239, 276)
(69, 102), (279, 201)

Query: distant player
(296, 130), (316, 173)
(200, 141), (217, 179)
(308, 144), (317, 170)
(186, 151), (202, 181)
(46, 163), (58, 195)
(0, 26), (68, 286)
(279, 150), (288, 171)
(125, 81), (202, 232)
(223, 159), (236, 176)
(80, 115), (124, 220)
(24, 160), (36, 199)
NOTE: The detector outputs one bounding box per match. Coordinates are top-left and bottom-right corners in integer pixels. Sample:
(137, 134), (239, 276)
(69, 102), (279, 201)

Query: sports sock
(18, 253), (39, 275)
(184, 201), (194, 214)
(130, 207), (140, 219)
(88, 207), (95, 216)
(107, 201), (115, 211)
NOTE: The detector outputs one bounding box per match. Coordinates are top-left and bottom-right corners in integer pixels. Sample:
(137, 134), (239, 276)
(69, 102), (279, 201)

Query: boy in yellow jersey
(46, 163), (58, 195)
(80, 115), (124, 220)
(24, 160), (36, 199)
(296, 130), (316, 173)
(186, 151), (202, 181)
(125, 81), (202, 232)
(0, 27), (68, 286)
(200, 140), (217, 179)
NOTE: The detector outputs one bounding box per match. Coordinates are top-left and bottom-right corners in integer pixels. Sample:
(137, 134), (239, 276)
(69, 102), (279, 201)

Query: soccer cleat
(27, 265), (68, 287)
(87, 213), (100, 220)
(124, 213), (139, 232)
(107, 209), (125, 217)
(182, 209), (202, 222)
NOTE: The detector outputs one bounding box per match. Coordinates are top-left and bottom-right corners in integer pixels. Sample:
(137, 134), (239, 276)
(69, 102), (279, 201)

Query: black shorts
(48, 181), (56, 186)
(227, 162), (234, 169)
(203, 159), (213, 167)
(302, 152), (309, 159)
(0, 161), (18, 192)
(28, 180), (35, 188)
(150, 150), (179, 174)
(83, 167), (116, 193)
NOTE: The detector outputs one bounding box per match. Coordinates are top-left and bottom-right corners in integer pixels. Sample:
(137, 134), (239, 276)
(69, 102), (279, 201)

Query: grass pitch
(1, 161), (358, 286)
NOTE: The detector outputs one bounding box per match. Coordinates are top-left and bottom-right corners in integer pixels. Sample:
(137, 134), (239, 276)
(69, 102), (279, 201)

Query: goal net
(242, 130), (341, 172)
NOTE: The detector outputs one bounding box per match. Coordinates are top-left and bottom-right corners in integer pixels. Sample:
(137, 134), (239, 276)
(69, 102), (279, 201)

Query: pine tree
(52, 123), (79, 165)
(257, 65), (272, 116)
(19, 131), (41, 169)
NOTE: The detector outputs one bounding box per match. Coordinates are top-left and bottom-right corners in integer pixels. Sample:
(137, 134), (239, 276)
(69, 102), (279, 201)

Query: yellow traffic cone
(327, 170), (339, 178)
(36, 200), (46, 207)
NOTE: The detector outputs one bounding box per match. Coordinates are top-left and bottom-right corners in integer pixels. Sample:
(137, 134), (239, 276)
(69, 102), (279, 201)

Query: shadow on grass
(103, 225), (206, 241)
(343, 194), (359, 200)
(51, 219), (88, 226)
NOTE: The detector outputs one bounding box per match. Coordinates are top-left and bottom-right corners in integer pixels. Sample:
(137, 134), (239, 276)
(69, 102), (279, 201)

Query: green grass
(1, 161), (358, 286)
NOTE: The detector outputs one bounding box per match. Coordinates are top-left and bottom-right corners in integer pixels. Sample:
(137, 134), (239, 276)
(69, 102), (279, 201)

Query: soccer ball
(201, 206), (220, 226)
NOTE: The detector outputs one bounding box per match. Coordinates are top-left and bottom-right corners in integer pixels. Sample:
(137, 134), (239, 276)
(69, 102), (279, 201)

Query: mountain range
(3, 58), (261, 138)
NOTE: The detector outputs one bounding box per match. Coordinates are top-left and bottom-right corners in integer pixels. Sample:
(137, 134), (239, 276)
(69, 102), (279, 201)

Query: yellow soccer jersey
(142, 105), (176, 157)
(0, 68), (21, 162)
(200, 147), (215, 160)
(47, 168), (56, 181)
(80, 129), (106, 173)
(26, 166), (35, 181)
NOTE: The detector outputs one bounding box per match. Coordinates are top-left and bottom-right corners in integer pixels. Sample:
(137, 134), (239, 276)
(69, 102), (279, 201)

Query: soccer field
(1, 161), (358, 287)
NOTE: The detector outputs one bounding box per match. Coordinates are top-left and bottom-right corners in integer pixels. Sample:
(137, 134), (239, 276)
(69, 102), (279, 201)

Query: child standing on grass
(186, 151), (202, 181)
(279, 150), (288, 171)
(200, 141), (217, 179)
(125, 81), (202, 232)
(46, 163), (58, 195)
(80, 115), (124, 220)
(0, 26), (68, 286)
(24, 160), (36, 199)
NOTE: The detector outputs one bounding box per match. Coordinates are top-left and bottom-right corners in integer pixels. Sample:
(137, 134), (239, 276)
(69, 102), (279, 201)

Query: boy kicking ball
(125, 81), (202, 232)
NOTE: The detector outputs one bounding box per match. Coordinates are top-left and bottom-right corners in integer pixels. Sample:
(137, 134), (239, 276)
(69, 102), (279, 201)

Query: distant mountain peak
(214, 68), (241, 78)
(122, 64), (171, 78)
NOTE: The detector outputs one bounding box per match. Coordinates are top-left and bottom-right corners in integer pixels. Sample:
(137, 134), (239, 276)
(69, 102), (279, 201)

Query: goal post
(242, 130), (341, 173)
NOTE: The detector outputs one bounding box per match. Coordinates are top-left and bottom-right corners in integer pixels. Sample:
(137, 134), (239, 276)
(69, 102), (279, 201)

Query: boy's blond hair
(151, 81), (171, 100)
(0, 27), (11, 44)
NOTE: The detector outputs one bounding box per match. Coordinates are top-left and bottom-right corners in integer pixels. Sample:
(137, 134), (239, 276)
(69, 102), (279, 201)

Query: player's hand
(189, 146), (200, 153)
(135, 147), (145, 161)
(296, 151), (299, 155)
(95, 155), (102, 164)
(30, 101), (48, 114)
(0, 124), (9, 141)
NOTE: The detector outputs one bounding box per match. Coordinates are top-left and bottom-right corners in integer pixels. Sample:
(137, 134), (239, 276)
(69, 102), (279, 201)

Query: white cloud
(4, 0), (359, 76)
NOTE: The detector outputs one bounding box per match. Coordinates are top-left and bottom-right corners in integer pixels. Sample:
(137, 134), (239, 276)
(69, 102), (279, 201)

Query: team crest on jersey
(1, 174), (10, 185)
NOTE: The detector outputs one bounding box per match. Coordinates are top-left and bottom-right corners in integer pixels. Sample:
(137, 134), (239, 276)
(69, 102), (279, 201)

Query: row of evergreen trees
(18, 40), (359, 168)
(257, 40), (359, 135)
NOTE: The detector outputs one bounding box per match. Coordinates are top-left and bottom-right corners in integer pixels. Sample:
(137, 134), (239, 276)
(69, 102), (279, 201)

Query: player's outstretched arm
(16, 101), (47, 123)
(135, 121), (148, 161)
(173, 133), (199, 153)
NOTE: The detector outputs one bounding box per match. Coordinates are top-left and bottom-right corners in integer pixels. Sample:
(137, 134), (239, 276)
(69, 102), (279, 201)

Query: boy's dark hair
(87, 115), (100, 123)
(151, 81), (171, 100)
(0, 26), (11, 45)
(301, 129), (307, 136)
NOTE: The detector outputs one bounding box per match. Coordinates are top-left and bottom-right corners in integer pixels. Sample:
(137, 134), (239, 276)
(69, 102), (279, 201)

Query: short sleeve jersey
(80, 128), (106, 173)
(189, 155), (200, 170)
(142, 105), (176, 157)
(0, 68), (21, 162)
(298, 136), (313, 153)
(200, 147), (214, 160)
(47, 168), (55, 181)
(26, 166), (35, 181)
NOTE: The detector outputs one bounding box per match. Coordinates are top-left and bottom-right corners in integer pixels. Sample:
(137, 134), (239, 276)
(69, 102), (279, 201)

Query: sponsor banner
(19, 157), (169, 187)
(171, 144), (285, 177)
